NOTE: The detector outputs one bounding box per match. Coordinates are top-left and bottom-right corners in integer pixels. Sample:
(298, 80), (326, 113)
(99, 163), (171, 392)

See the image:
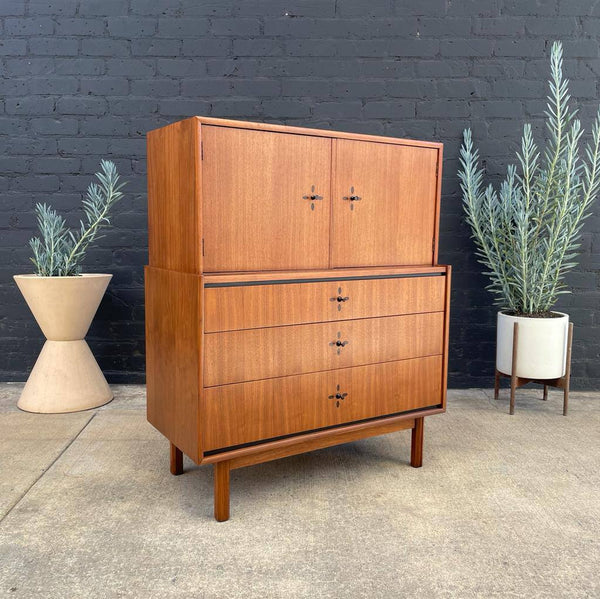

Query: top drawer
(204, 273), (445, 332)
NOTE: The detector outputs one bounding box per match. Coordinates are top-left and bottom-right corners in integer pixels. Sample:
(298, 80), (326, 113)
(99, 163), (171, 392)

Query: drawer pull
(302, 185), (323, 210)
(328, 385), (348, 408)
(342, 186), (361, 210)
(330, 286), (349, 311)
(329, 332), (349, 354)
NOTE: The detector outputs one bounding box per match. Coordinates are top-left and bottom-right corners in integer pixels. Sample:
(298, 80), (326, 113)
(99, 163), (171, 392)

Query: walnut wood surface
(204, 311), (444, 387)
(202, 125), (332, 272)
(145, 117), (449, 520)
(170, 442), (183, 475)
(191, 116), (443, 149)
(147, 117), (200, 273)
(214, 461), (230, 522)
(331, 139), (439, 267)
(203, 355), (443, 451)
(204, 274), (445, 332)
(410, 417), (424, 468)
(441, 266), (452, 410)
(145, 267), (201, 462)
(210, 416), (417, 469)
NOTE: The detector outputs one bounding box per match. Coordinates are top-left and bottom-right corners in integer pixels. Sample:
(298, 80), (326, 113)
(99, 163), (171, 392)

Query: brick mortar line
(0, 411), (97, 525)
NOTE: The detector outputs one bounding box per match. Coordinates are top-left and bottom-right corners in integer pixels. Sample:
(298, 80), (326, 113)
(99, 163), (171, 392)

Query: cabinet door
(202, 126), (331, 272)
(331, 139), (439, 267)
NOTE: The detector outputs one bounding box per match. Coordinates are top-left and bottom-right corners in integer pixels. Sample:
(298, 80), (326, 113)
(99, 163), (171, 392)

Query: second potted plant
(459, 41), (600, 390)
(15, 160), (125, 413)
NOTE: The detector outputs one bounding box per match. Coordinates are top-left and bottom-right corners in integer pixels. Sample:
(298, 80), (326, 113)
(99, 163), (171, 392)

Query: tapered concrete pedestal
(14, 274), (113, 413)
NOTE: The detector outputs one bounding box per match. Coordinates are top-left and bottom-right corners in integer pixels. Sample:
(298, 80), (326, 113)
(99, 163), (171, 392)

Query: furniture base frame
(494, 322), (574, 416)
(169, 416), (426, 522)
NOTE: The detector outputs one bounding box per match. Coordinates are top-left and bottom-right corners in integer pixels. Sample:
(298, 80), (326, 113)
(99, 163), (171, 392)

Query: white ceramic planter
(496, 310), (569, 379)
(14, 274), (113, 413)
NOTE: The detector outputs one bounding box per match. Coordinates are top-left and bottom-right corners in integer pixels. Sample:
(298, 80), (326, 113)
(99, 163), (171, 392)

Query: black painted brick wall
(1, 0), (599, 388)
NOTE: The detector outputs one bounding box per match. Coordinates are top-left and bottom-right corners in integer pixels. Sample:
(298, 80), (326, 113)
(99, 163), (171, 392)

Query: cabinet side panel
(147, 118), (200, 272)
(433, 146), (443, 265)
(146, 266), (200, 462)
(442, 266), (451, 410)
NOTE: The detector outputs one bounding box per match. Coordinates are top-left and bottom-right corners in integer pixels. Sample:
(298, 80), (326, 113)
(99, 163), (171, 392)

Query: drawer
(204, 311), (444, 387)
(204, 273), (445, 332)
(203, 355), (443, 452)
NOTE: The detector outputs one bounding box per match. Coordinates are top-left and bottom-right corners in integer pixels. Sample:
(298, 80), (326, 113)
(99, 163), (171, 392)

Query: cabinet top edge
(146, 116), (443, 150)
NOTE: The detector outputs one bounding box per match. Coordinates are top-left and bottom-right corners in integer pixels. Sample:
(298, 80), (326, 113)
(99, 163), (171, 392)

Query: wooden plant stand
(494, 322), (574, 416)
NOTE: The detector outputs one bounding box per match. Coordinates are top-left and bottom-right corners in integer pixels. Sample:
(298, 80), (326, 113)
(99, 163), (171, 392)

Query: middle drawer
(204, 311), (444, 387)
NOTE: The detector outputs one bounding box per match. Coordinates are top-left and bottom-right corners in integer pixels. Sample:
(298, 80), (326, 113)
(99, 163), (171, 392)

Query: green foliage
(459, 41), (600, 315)
(29, 160), (126, 276)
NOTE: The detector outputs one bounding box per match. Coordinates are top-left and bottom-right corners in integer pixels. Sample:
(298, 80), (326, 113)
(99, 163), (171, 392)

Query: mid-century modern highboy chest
(145, 117), (450, 521)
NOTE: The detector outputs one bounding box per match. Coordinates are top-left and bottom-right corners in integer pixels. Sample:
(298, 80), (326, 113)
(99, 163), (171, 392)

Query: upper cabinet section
(331, 140), (439, 267)
(146, 117), (442, 274)
(202, 126), (331, 272)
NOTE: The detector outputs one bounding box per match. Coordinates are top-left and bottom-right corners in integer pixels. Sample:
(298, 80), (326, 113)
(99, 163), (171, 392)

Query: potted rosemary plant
(459, 41), (600, 380)
(14, 160), (125, 413)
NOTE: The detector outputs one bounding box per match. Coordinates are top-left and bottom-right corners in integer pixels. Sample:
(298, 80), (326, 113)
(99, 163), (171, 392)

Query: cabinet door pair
(202, 126), (439, 272)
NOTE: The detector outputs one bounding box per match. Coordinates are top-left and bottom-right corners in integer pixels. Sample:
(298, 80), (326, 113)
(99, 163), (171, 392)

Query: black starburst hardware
(303, 185), (323, 210)
(342, 186), (361, 210)
(329, 331), (349, 354)
(329, 286), (349, 311)
(328, 384), (348, 408)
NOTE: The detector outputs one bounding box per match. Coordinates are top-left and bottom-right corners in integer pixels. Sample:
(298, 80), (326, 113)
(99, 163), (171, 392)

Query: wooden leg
(543, 385), (548, 401)
(170, 442), (183, 475)
(494, 369), (500, 400)
(214, 461), (231, 522)
(509, 322), (519, 415)
(410, 417), (424, 468)
(563, 323), (573, 416)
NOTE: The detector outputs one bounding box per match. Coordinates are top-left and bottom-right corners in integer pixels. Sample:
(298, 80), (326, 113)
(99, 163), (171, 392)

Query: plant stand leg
(563, 323), (574, 416)
(543, 385), (548, 401)
(494, 369), (500, 400)
(509, 322), (519, 416)
(410, 417), (424, 468)
(214, 461), (231, 522)
(170, 442), (183, 475)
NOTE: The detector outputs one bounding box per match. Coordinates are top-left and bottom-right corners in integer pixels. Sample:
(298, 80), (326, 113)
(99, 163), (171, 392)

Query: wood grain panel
(193, 116), (443, 149)
(147, 117), (200, 272)
(441, 266), (452, 410)
(204, 274), (445, 332)
(204, 415), (418, 468)
(145, 266), (201, 462)
(332, 139), (439, 267)
(203, 355), (443, 451)
(202, 126), (331, 272)
(204, 311), (444, 386)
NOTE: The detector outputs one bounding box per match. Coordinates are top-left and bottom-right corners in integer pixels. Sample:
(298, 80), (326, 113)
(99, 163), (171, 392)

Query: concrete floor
(0, 384), (598, 599)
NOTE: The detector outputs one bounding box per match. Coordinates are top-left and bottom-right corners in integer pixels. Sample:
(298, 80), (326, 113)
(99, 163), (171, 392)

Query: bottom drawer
(202, 355), (442, 452)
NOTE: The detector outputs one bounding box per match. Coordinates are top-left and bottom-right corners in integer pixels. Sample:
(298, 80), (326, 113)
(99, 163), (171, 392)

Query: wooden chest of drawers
(145, 117), (450, 521)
